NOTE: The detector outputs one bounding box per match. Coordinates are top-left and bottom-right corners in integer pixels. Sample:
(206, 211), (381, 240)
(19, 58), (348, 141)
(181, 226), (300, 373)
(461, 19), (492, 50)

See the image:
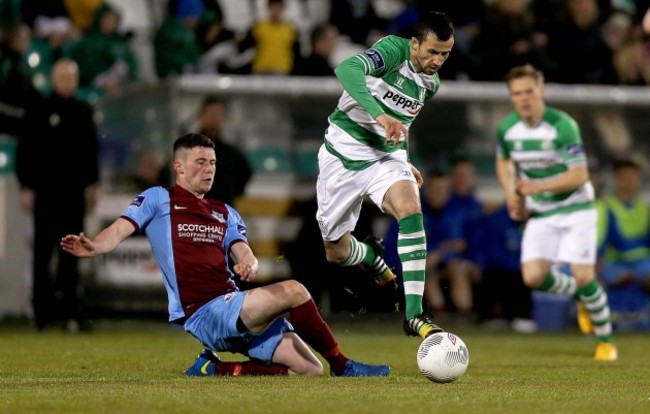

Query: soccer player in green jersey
(315, 12), (454, 338)
(495, 64), (617, 361)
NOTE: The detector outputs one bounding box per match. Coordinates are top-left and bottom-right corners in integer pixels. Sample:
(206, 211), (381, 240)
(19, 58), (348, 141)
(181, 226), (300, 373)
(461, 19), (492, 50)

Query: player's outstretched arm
(61, 217), (136, 258)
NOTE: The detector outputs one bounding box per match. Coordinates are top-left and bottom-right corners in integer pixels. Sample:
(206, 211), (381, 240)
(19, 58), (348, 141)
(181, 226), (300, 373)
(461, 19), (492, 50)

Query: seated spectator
(158, 96), (252, 206)
(291, 24), (339, 77)
(475, 0), (550, 81)
(0, 22), (40, 137)
(153, 0), (203, 78)
(19, 0), (79, 90)
(64, 0), (104, 32)
(610, 13), (650, 85)
(20, 0), (80, 49)
(597, 158), (650, 330)
(544, 0), (617, 84)
(474, 203), (536, 332)
(66, 3), (138, 97)
(414, 0), (485, 79)
(249, 0), (299, 75)
(329, 0), (386, 47)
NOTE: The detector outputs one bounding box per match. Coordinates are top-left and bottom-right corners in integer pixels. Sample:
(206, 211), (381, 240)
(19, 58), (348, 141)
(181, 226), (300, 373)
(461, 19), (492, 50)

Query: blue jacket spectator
(596, 158), (650, 330)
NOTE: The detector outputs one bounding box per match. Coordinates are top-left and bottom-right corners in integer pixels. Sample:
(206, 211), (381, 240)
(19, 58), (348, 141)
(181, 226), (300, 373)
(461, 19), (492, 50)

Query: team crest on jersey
(363, 49), (384, 69)
(567, 143), (584, 155)
(212, 211), (226, 223)
(129, 195), (145, 208)
(419, 87), (426, 103)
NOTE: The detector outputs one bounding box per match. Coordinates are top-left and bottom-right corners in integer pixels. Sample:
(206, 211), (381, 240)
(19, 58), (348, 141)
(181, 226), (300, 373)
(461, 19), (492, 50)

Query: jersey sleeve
(334, 36), (405, 119)
(556, 115), (586, 167)
(224, 205), (248, 254)
(495, 121), (510, 160)
(120, 187), (163, 232)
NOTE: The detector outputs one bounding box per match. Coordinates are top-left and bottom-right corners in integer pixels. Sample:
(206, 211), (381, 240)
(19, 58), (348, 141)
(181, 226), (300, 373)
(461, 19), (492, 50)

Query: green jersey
(496, 107), (595, 217)
(325, 35), (441, 170)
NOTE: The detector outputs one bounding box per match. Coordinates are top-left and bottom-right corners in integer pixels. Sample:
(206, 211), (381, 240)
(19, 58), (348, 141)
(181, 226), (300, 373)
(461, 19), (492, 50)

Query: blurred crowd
(1, 0), (650, 106)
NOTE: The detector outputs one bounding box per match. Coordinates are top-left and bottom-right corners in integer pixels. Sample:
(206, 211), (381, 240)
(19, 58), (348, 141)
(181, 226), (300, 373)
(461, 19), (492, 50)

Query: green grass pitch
(1, 318), (648, 414)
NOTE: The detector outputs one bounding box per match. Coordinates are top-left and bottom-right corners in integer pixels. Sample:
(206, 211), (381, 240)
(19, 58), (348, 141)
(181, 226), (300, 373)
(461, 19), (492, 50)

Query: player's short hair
(172, 133), (215, 159)
(506, 64), (544, 85)
(415, 11), (454, 43)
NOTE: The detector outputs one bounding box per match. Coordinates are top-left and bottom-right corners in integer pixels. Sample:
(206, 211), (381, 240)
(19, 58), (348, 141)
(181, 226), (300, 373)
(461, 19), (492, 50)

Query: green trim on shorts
(323, 139), (376, 171)
(529, 201), (595, 218)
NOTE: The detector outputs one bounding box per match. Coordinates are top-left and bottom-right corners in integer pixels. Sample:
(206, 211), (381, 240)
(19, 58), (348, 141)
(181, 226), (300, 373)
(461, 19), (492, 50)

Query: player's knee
(284, 280), (311, 302)
(522, 272), (544, 288)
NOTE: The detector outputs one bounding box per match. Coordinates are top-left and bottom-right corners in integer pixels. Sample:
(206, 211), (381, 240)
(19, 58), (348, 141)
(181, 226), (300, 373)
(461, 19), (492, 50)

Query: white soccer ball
(416, 331), (469, 383)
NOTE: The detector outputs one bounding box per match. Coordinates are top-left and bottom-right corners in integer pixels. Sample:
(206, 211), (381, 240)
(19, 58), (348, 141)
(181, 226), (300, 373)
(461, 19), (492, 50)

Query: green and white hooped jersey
(496, 107), (595, 217)
(325, 35), (440, 170)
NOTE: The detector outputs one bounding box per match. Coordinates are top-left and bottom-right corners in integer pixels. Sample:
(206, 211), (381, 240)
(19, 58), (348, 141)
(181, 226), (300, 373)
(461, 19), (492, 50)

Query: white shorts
(521, 208), (597, 265)
(315, 145), (415, 241)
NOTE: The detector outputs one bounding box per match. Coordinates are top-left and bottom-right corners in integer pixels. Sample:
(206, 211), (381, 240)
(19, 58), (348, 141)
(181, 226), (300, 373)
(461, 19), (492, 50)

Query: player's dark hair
(173, 133), (215, 157)
(415, 11), (454, 43)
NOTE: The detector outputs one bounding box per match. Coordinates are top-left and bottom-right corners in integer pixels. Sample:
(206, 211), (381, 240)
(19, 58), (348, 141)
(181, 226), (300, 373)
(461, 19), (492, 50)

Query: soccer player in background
(495, 64), (617, 361)
(61, 133), (390, 377)
(315, 11), (455, 339)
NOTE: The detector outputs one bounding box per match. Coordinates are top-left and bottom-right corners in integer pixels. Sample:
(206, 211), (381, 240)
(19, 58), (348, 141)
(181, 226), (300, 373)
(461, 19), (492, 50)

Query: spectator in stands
(193, 0), (251, 75)
(159, 96), (252, 206)
(248, 0), (299, 75)
(67, 3), (138, 97)
(195, 96), (252, 204)
(0, 22), (39, 137)
(610, 13), (650, 85)
(544, 0), (618, 84)
(64, 0), (105, 32)
(17, 1), (79, 93)
(15, 59), (99, 333)
(445, 154), (484, 315)
(474, 203), (535, 332)
(20, 0), (79, 49)
(153, 0), (203, 78)
(61, 133), (390, 377)
(387, 0), (419, 39)
(329, 0), (386, 47)
(475, 0), (550, 81)
(0, 0), (21, 26)
(131, 147), (166, 192)
(414, 0), (484, 79)
(596, 158), (650, 330)
(291, 24), (339, 77)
